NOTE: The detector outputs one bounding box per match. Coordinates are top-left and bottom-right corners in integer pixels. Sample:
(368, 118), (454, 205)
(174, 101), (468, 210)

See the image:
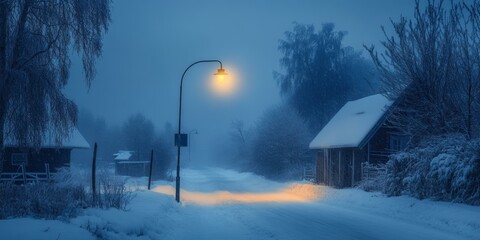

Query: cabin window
(389, 134), (409, 152)
(11, 153), (28, 166)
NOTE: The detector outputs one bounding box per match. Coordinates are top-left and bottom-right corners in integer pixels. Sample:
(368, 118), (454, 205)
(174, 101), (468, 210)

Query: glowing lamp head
(214, 68), (227, 79)
(211, 68), (236, 96)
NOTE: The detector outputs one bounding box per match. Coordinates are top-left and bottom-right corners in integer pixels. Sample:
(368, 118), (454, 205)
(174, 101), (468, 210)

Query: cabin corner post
(338, 149), (342, 187)
(352, 150), (355, 186)
(324, 149), (329, 185)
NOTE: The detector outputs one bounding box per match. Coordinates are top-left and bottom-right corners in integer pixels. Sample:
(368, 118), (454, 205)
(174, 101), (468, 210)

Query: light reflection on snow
(152, 183), (322, 205)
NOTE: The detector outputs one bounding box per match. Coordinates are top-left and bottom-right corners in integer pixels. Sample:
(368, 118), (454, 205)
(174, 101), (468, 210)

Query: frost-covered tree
(0, 1), (111, 153)
(152, 122), (175, 179)
(251, 104), (312, 180)
(122, 113), (155, 161)
(275, 23), (377, 132)
(366, 0), (480, 140)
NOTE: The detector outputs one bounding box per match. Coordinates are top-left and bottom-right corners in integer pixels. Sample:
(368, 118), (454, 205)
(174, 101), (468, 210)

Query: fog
(64, 0), (414, 165)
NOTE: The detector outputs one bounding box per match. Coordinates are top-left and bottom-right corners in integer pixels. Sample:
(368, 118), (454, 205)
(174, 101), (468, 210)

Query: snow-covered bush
(95, 170), (134, 210)
(356, 163), (387, 192)
(384, 134), (480, 205)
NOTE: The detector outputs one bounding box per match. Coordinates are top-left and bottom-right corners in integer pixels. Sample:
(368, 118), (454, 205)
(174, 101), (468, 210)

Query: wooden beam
(352, 150), (355, 186)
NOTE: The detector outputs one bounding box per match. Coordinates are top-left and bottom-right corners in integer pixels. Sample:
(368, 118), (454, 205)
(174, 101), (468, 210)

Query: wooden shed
(309, 94), (408, 188)
(1, 128), (90, 182)
(113, 150), (149, 177)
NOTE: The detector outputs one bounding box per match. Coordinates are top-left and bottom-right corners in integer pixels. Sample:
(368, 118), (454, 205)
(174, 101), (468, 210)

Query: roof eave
(309, 144), (360, 150)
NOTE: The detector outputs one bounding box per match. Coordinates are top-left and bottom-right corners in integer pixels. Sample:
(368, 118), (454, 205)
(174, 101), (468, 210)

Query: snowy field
(1, 168), (479, 240)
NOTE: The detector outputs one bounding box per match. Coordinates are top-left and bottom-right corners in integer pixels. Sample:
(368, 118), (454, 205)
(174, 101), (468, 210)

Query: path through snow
(1, 168), (479, 240)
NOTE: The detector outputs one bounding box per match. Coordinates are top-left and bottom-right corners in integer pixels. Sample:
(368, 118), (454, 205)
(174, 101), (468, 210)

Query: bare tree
(365, 0), (480, 140)
(225, 120), (253, 169)
(0, 0), (111, 153)
(455, 1), (480, 139)
(230, 120), (247, 147)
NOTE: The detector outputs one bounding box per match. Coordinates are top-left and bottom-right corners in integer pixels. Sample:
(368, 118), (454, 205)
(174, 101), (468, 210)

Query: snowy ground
(1, 168), (479, 240)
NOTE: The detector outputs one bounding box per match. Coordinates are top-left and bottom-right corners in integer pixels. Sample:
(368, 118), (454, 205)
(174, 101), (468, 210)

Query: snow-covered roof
(4, 127), (90, 149)
(309, 94), (392, 149)
(113, 150), (134, 161)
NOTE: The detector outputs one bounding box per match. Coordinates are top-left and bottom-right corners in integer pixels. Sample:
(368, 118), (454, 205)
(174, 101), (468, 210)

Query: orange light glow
(152, 183), (322, 205)
(210, 68), (237, 96)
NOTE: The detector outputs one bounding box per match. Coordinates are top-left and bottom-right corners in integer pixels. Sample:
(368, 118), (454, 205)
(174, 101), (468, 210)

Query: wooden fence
(361, 162), (387, 181)
(303, 164), (316, 182)
(0, 163), (54, 184)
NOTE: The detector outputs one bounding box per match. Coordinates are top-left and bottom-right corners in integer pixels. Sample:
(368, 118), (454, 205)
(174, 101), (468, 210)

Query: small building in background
(309, 94), (408, 188)
(114, 150), (149, 177)
(1, 128), (90, 182)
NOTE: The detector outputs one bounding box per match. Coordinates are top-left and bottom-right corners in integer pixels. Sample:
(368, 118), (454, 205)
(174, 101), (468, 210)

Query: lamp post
(175, 60), (227, 203)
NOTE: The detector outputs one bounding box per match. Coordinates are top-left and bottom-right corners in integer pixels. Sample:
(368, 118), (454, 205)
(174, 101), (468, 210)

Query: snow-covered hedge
(384, 134), (480, 205)
(0, 181), (87, 219)
(0, 169), (134, 219)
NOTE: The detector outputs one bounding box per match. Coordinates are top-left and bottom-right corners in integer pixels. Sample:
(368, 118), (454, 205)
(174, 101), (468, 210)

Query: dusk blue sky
(65, 0), (414, 162)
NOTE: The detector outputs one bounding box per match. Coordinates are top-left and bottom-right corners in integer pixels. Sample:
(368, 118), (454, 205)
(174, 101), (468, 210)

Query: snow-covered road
(158, 201), (468, 240)
(147, 168), (476, 240)
(2, 168), (479, 240)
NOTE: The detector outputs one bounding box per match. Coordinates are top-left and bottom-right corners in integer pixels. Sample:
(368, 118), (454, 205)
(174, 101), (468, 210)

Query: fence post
(45, 163), (50, 181)
(92, 142), (97, 205)
(148, 149), (153, 190)
(21, 163), (26, 184)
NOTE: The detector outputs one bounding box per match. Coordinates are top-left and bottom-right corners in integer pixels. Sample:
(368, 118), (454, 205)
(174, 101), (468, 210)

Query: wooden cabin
(1, 128), (90, 182)
(309, 94), (408, 188)
(114, 150), (149, 177)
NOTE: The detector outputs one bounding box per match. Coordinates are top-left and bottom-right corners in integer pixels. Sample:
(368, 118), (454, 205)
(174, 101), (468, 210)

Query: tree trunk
(0, 1), (9, 163)
(0, 0), (32, 155)
(0, 1), (7, 74)
(0, 111), (4, 167)
(11, 0), (32, 69)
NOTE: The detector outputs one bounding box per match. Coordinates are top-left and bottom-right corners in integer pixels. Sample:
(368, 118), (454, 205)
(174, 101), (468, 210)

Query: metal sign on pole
(174, 133), (188, 147)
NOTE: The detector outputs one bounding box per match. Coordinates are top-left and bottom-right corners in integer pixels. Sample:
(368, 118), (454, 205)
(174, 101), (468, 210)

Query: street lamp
(175, 60), (228, 203)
